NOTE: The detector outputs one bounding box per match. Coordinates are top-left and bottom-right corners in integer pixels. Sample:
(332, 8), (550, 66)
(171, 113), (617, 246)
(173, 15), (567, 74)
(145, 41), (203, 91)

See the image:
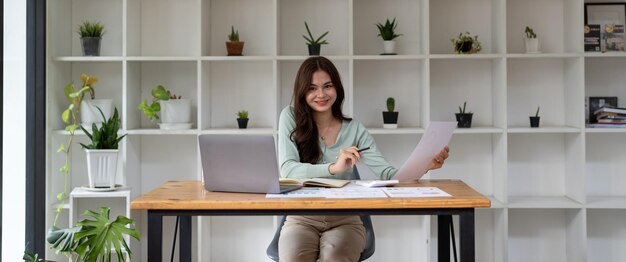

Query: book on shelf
(603, 24), (625, 52)
(588, 97), (618, 123)
(587, 123), (626, 128)
(594, 106), (626, 115)
(585, 24), (601, 52)
(598, 118), (626, 124)
(279, 177), (350, 188)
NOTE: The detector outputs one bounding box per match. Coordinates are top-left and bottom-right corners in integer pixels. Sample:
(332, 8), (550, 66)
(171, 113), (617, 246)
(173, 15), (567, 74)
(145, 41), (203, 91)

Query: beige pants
(278, 215), (366, 262)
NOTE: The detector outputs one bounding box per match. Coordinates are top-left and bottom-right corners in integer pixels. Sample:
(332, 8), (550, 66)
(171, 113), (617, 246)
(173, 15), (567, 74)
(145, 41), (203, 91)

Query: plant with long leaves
(54, 73), (98, 227)
(302, 22), (329, 45)
(80, 107), (126, 150)
(46, 207), (140, 261)
(78, 21), (105, 38)
(376, 18), (402, 41)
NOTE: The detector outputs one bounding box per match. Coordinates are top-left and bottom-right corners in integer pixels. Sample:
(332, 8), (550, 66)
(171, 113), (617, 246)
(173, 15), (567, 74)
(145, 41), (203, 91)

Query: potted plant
(43, 207), (140, 261)
(530, 106), (540, 127)
(451, 32), (482, 54)
(80, 107), (126, 189)
(78, 21), (105, 56)
(67, 73), (114, 129)
(138, 85), (192, 130)
(226, 26), (244, 56)
(237, 110), (249, 129)
(524, 26), (540, 53)
(382, 97), (399, 128)
(302, 21), (329, 56)
(376, 18), (402, 55)
(455, 101), (473, 128)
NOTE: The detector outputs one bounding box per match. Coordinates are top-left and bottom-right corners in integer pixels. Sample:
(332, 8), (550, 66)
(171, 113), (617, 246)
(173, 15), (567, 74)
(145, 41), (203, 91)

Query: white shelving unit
(45, 0), (626, 261)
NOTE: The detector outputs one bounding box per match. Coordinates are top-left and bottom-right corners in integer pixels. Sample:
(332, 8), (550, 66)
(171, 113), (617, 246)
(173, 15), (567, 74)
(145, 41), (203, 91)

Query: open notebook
(279, 178), (350, 188)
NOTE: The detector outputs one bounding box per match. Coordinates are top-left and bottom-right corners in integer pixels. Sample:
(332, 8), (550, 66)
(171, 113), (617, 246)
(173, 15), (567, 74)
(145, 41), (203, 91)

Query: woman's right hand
(329, 146), (361, 175)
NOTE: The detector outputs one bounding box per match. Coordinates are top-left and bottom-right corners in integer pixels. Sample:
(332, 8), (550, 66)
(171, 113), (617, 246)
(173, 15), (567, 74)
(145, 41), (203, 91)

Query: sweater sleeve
(277, 107), (333, 179)
(353, 122), (398, 180)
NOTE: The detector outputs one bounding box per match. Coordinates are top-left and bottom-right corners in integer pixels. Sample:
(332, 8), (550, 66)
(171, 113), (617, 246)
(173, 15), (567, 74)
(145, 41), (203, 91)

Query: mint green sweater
(278, 106), (397, 180)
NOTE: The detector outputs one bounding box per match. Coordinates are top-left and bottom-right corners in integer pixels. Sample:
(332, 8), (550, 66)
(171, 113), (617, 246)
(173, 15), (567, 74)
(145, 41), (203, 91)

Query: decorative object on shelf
(382, 97), (399, 129)
(585, 3), (626, 52)
(226, 25), (245, 56)
(584, 24), (602, 52)
(530, 106), (540, 128)
(376, 18), (402, 55)
(72, 73), (113, 129)
(78, 21), (105, 56)
(138, 85), (192, 130)
(455, 101), (473, 128)
(303, 21), (329, 56)
(80, 107), (126, 189)
(237, 110), (249, 129)
(451, 32), (481, 54)
(46, 207), (140, 261)
(524, 26), (540, 53)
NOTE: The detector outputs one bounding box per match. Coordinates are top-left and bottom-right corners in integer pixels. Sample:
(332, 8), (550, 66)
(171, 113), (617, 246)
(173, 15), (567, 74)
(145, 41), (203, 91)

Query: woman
(277, 56), (449, 262)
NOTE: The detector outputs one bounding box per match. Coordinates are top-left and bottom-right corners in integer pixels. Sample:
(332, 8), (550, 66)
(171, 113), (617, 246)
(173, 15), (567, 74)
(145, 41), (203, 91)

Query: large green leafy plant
(46, 207), (140, 261)
(80, 107), (126, 150)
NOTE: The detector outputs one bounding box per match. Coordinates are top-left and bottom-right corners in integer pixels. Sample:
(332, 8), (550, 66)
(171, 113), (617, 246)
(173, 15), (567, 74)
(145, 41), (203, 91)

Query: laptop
(198, 134), (302, 194)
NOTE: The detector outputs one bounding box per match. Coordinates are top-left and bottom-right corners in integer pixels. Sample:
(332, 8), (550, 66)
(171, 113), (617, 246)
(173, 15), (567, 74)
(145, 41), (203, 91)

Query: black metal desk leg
(438, 215), (451, 262)
(460, 210), (475, 262)
(148, 211), (163, 262)
(180, 216), (192, 262)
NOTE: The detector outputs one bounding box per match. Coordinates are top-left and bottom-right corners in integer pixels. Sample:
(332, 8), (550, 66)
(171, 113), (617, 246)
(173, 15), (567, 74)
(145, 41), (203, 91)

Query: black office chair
(266, 167), (375, 261)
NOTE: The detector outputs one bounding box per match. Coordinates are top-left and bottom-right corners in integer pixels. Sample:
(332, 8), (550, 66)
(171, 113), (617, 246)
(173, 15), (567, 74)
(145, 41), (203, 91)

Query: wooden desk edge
(131, 180), (491, 210)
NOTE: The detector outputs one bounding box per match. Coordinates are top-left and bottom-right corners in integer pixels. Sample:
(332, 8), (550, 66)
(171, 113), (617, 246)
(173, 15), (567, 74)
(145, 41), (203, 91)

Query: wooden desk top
(131, 180), (490, 210)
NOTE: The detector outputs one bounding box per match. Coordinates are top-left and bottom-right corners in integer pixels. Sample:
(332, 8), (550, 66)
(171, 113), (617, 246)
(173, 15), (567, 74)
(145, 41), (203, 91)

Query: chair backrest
(266, 167), (376, 261)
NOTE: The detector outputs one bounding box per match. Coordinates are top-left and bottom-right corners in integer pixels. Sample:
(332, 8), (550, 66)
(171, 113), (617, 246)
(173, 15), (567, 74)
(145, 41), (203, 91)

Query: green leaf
(61, 108), (71, 123)
(152, 85), (170, 100)
(65, 124), (78, 132)
(57, 143), (65, 153)
(64, 82), (75, 102)
(57, 192), (64, 201)
(59, 164), (68, 174)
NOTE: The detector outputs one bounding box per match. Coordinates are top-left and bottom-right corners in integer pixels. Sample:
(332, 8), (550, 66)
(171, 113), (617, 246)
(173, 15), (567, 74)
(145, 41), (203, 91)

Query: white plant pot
(80, 99), (113, 128)
(160, 99), (192, 129)
(383, 40), (396, 54)
(524, 38), (540, 53)
(85, 149), (118, 188)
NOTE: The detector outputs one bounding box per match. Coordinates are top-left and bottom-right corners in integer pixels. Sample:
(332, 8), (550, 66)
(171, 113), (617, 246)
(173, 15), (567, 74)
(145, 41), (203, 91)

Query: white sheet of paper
(393, 121), (456, 181)
(265, 188), (326, 198)
(382, 187), (452, 198)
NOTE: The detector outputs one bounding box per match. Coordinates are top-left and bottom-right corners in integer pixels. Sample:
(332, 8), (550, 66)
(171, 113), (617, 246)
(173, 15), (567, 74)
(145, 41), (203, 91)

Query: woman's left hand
(429, 146), (450, 170)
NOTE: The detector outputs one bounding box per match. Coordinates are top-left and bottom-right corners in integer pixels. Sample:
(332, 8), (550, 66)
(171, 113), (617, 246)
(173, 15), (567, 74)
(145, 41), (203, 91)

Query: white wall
(2, 0), (27, 260)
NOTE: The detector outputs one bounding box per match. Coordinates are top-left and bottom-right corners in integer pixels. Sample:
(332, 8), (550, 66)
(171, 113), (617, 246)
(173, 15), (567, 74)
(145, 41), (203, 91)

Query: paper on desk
(323, 183), (388, 198)
(393, 121), (456, 181)
(265, 188), (326, 198)
(382, 187), (452, 198)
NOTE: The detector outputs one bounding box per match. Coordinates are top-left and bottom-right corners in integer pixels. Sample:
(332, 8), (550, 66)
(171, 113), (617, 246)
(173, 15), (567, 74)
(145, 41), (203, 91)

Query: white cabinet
(46, 0), (626, 261)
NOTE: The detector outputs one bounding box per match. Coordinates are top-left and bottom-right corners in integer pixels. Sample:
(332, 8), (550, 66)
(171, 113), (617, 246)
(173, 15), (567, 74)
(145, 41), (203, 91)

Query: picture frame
(585, 3), (626, 26)
(585, 3), (626, 51)
(589, 96), (618, 123)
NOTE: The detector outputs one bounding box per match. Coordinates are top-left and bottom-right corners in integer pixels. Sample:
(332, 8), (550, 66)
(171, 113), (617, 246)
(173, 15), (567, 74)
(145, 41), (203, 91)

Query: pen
(357, 147), (370, 153)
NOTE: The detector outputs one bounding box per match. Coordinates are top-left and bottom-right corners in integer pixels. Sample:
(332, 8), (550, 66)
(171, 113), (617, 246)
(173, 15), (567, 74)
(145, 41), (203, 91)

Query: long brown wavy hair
(291, 56), (351, 164)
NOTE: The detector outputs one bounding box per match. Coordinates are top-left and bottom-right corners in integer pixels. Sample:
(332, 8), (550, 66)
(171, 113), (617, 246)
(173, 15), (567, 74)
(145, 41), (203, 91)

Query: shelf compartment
(507, 58), (584, 128)
(508, 196), (582, 208)
(202, 0), (275, 56)
(126, 61), (198, 130)
(587, 209), (626, 262)
(49, 62), (124, 131)
(353, 0), (424, 56)
(48, 0), (123, 57)
(585, 133), (626, 201)
(587, 196), (626, 209)
(430, 59), (505, 128)
(201, 61), (274, 129)
(506, 0), (583, 54)
(429, 0), (504, 54)
(507, 126), (580, 133)
(428, 54), (503, 60)
(585, 57), (626, 125)
(127, 0), (201, 56)
(426, 134), (505, 202)
(508, 133), (585, 203)
(508, 209), (586, 262)
(279, 0), (349, 56)
(353, 60), (425, 129)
